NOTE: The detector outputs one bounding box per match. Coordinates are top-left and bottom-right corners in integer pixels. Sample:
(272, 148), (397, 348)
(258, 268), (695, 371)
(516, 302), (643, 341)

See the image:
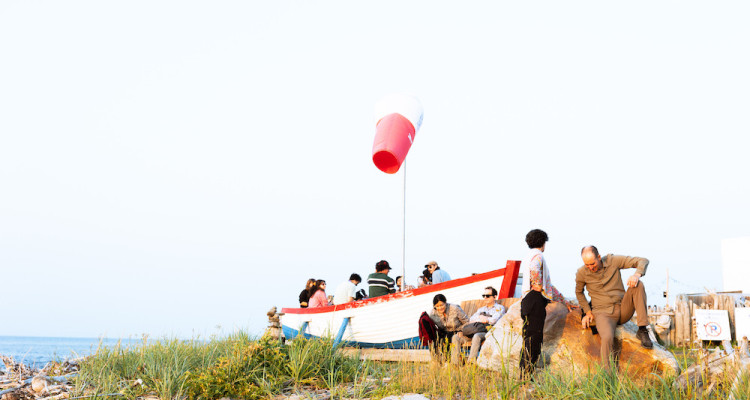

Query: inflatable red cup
(372, 94), (424, 174)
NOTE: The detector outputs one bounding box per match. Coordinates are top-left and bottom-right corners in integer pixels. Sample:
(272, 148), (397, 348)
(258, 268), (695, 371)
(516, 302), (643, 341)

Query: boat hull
(281, 260), (520, 348)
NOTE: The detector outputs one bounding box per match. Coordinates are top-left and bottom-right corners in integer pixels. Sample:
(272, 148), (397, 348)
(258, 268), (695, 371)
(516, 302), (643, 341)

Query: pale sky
(1, 1), (748, 339)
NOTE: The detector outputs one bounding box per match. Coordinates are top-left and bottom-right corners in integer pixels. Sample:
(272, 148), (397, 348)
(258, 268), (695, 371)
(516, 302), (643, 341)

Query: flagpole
(401, 160), (406, 291)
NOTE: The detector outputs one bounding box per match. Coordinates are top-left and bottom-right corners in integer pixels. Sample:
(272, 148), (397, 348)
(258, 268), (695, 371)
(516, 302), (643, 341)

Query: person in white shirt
(465, 286), (506, 361)
(333, 273), (362, 305)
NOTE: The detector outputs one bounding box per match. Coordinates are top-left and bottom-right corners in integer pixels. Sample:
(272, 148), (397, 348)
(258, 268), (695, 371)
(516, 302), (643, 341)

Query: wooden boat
(281, 260), (520, 348)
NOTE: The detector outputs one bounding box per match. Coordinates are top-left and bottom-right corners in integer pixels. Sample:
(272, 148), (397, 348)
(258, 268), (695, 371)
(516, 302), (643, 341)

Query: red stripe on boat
(281, 260), (521, 315)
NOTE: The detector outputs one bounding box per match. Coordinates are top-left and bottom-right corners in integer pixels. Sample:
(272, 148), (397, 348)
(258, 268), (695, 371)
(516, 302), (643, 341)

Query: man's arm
(610, 254), (649, 288)
(575, 269), (590, 315)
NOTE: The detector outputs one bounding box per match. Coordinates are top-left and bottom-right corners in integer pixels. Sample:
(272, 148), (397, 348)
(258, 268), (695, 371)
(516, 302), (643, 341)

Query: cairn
(265, 306), (285, 343)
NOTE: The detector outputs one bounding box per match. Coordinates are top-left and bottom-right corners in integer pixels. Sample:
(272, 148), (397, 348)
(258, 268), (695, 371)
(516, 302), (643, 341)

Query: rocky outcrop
(477, 300), (680, 377)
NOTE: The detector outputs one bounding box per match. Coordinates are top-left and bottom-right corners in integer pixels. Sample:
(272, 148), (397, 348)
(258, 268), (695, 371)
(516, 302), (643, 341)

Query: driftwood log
(674, 338), (750, 398)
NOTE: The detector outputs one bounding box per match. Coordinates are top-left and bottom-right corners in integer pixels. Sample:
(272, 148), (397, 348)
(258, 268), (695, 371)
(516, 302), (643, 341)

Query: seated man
(463, 286), (506, 362)
(368, 260), (396, 298)
(333, 273), (362, 305)
(576, 245), (653, 369)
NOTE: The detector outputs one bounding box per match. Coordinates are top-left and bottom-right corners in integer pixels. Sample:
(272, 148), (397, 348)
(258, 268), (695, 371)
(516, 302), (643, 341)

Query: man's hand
(478, 316), (489, 324)
(627, 273), (641, 288)
(582, 313), (594, 329)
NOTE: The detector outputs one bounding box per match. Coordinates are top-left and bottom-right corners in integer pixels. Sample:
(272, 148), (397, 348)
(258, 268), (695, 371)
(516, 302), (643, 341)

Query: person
(429, 293), (469, 364)
(519, 229), (575, 379)
(463, 286), (506, 362)
(298, 278), (316, 308)
(417, 268), (432, 288)
(395, 276), (415, 292)
(368, 260), (396, 298)
(333, 273), (362, 305)
(308, 279), (329, 307)
(576, 245), (653, 368)
(426, 261), (451, 284)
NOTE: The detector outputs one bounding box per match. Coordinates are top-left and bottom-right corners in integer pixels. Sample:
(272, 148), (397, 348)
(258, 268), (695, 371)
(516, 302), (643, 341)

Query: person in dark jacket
(298, 278), (316, 308)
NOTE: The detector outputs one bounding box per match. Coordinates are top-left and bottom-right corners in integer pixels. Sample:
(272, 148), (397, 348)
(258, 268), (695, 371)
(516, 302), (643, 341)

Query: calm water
(0, 336), (141, 370)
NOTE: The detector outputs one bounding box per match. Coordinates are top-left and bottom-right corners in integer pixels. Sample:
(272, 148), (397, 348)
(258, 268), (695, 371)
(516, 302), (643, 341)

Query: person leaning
(463, 286), (506, 362)
(333, 273), (362, 305)
(576, 245), (653, 368)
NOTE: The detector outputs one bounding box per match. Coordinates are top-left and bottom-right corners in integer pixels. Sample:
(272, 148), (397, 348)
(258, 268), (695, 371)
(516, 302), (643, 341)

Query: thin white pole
(401, 160), (406, 291)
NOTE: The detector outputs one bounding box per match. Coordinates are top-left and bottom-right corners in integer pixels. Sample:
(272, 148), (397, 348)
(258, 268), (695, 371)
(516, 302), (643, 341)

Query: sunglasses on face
(482, 294), (494, 298)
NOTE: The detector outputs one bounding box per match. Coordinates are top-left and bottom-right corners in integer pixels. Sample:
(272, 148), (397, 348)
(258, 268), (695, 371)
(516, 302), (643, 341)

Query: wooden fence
(672, 291), (745, 347)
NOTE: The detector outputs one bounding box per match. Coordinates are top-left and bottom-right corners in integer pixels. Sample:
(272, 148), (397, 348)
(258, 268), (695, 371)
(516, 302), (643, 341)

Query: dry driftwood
(0, 355), (79, 400)
(675, 339), (750, 396)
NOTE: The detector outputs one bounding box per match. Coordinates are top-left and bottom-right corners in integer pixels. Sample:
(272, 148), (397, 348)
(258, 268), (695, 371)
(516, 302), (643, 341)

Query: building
(722, 236), (750, 292)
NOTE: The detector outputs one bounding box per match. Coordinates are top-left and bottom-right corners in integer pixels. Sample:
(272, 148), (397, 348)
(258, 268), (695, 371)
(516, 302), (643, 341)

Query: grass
(73, 334), (750, 400)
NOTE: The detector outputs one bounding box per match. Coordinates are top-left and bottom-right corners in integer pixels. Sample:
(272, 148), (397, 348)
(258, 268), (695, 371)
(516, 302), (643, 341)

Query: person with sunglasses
(463, 286), (506, 363)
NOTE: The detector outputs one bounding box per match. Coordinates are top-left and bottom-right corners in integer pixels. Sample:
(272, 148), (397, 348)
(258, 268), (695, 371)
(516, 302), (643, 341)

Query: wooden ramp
(341, 348), (431, 362)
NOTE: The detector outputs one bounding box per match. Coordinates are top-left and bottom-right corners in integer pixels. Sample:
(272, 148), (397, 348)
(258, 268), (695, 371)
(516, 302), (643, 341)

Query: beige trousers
(592, 281), (649, 365)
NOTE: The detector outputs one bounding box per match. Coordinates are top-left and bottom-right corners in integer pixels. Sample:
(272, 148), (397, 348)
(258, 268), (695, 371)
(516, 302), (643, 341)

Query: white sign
(694, 309), (731, 341)
(735, 308), (750, 341)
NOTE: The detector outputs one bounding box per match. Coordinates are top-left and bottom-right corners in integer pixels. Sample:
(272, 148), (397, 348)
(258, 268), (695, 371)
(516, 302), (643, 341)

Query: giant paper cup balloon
(372, 94), (424, 174)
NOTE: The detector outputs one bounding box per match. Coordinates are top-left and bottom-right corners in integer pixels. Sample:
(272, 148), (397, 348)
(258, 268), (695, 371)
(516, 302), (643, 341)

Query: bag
(418, 312), (438, 346)
(354, 289), (367, 300)
(461, 321), (489, 337)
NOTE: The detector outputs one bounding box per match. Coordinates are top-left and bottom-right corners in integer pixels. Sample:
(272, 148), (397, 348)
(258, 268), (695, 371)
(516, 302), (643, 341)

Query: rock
(477, 300), (680, 377)
(31, 375), (51, 393)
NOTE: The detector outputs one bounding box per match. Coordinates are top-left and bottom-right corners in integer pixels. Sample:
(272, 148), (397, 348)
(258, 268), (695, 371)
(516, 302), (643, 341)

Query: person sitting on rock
(576, 245), (653, 368)
(463, 286), (506, 363)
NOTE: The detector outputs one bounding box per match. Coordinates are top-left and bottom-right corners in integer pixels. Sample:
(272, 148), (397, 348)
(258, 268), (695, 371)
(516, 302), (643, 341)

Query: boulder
(477, 300), (680, 377)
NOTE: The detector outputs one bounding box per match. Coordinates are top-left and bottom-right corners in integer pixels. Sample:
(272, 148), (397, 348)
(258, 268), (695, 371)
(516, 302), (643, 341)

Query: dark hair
(581, 245), (600, 257)
(305, 278), (316, 289)
(485, 286), (497, 296)
(422, 268), (432, 280)
(396, 275), (402, 283)
(433, 293), (447, 305)
(376, 260), (390, 272)
(350, 273), (362, 283)
(310, 279), (326, 295)
(525, 229), (548, 249)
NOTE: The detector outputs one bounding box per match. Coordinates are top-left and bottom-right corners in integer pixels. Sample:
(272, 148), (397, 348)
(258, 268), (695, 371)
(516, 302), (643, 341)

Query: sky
(1, 1), (749, 339)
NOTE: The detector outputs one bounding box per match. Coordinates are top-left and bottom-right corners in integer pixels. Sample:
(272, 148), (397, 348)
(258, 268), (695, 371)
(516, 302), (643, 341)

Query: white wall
(722, 237), (750, 292)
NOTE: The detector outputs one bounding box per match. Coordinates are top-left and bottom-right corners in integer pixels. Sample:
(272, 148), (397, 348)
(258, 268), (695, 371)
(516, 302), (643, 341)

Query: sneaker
(636, 329), (653, 349)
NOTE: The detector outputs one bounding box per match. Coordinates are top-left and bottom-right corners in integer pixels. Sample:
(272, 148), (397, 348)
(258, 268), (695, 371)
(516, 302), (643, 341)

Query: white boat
(281, 260), (521, 348)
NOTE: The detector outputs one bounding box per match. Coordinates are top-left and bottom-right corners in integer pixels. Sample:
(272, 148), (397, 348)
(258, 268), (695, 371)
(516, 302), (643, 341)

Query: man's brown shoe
(636, 329), (653, 349)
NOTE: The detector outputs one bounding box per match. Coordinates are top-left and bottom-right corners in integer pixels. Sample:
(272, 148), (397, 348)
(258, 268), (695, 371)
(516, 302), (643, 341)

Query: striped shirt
(367, 272), (395, 298)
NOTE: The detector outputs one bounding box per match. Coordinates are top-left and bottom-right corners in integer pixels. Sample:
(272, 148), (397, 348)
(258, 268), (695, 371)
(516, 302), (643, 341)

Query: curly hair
(525, 229), (549, 249)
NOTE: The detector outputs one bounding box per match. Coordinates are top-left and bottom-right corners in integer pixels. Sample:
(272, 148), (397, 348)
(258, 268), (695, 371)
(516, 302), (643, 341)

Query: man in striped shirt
(368, 260), (396, 298)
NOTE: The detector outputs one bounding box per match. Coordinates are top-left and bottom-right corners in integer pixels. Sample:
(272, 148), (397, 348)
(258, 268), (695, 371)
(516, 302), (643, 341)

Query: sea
(0, 336), (142, 371)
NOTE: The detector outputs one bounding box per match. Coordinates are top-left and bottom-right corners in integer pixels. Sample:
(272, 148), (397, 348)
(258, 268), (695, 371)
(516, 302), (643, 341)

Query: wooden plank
(340, 348), (431, 363)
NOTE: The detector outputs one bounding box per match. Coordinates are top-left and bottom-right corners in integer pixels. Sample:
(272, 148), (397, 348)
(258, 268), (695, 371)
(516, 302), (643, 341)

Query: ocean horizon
(0, 335), (144, 370)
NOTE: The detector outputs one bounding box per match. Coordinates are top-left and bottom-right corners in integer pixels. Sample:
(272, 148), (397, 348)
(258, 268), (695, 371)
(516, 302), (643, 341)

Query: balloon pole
(401, 161), (406, 291)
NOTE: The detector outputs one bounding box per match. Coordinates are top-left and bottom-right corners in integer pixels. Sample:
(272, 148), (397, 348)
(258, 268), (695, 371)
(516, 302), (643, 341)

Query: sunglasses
(482, 294), (495, 298)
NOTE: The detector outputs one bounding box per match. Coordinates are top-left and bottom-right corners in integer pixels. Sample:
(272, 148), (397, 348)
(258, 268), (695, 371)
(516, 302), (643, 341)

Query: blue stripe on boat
(282, 325), (424, 349)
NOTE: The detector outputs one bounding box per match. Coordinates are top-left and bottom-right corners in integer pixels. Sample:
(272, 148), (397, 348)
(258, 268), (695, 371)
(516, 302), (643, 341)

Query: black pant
(520, 291), (549, 378)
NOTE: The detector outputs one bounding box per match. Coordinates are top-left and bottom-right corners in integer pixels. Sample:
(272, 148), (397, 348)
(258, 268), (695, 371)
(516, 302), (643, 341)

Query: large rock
(477, 300), (680, 377)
